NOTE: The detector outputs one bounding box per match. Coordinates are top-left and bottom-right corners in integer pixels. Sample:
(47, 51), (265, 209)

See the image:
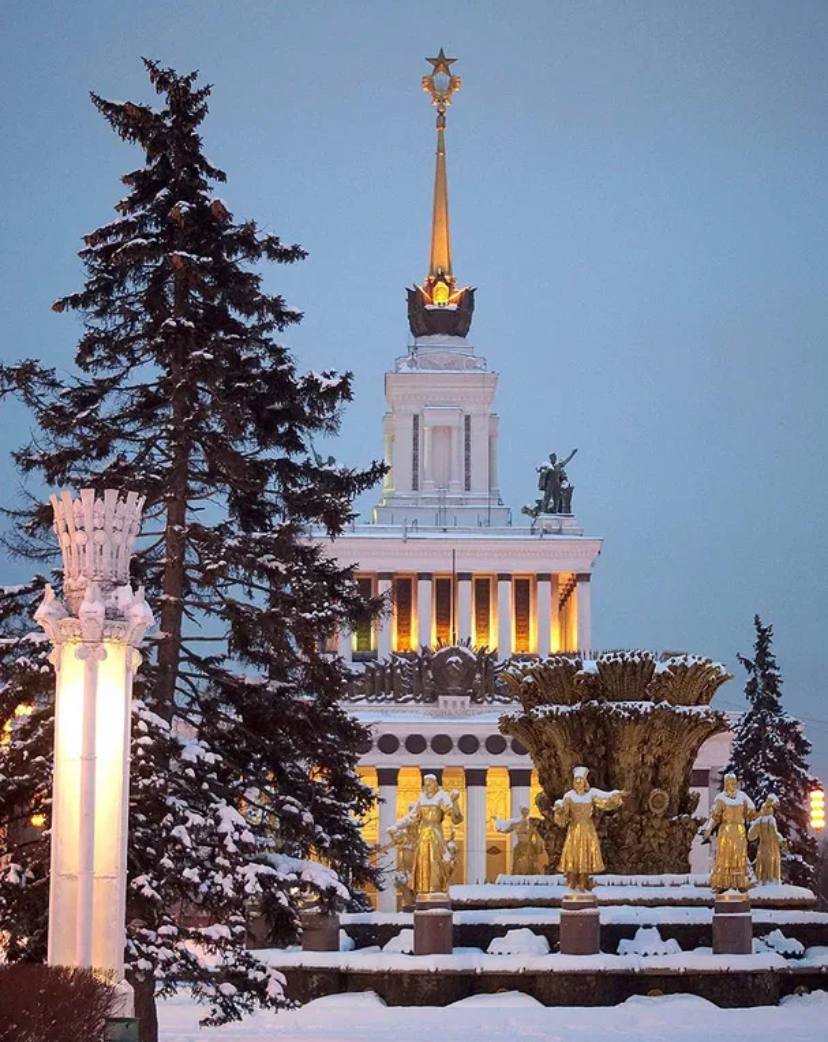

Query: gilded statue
(703, 772), (756, 892)
(552, 766), (626, 891)
(387, 804), (419, 908)
(401, 774), (463, 898)
(494, 806), (546, 875)
(748, 794), (787, 886)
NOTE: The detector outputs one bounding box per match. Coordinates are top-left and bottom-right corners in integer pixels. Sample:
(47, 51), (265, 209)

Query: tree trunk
(130, 974), (158, 1042)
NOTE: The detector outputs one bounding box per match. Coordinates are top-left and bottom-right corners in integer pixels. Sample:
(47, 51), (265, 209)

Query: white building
(320, 53), (731, 910)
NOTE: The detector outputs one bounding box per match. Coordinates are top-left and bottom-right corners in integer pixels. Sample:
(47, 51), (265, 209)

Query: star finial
(426, 49), (458, 75)
(422, 48), (462, 118)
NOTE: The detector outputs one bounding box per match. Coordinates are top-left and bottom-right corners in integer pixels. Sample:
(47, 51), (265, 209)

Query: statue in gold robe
(552, 766), (626, 891)
(494, 806), (546, 875)
(703, 773), (756, 892)
(748, 794), (786, 886)
(387, 804), (419, 908)
(402, 774), (463, 898)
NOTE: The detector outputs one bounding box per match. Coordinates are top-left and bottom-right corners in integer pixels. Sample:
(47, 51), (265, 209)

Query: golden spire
(422, 50), (461, 297)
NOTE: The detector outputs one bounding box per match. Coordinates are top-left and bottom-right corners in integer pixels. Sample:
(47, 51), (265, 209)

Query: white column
(536, 574), (551, 658)
(465, 769), (488, 885)
(497, 573), (512, 659)
(423, 425), (435, 492)
(457, 574), (472, 643)
(338, 626), (352, 663)
(36, 489), (153, 1013)
(550, 574), (561, 653)
(509, 768), (533, 875)
(417, 573), (432, 650)
(576, 573), (592, 653)
(377, 768), (399, 912)
(377, 573), (393, 658)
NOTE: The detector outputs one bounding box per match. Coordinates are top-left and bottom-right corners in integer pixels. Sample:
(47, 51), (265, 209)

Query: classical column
(417, 572), (432, 650)
(497, 573), (512, 659)
(423, 425), (435, 492)
(337, 626), (352, 663)
(376, 767), (399, 913)
(456, 573), (472, 643)
(35, 489), (153, 1020)
(536, 574), (551, 658)
(377, 572), (393, 658)
(575, 573), (592, 652)
(508, 768), (533, 873)
(465, 769), (488, 885)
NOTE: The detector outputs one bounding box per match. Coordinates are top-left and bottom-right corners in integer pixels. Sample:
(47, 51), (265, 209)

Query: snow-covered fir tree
(0, 60), (385, 1040)
(725, 615), (818, 887)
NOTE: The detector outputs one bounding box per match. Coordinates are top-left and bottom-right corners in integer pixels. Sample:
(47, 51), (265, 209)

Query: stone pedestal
(712, 894), (752, 954)
(559, 892), (600, 955)
(300, 910), (340, 952)
(414, 894), (453, 955)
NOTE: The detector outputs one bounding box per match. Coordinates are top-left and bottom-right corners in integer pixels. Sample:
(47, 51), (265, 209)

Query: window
(353, 576), (375, 655)
(474, 577), (491, 648)
(412, 415), (420, 491)
(434, 577), (454, 645)
(393, 576), (414, 652)
(513, 577), (532, 654)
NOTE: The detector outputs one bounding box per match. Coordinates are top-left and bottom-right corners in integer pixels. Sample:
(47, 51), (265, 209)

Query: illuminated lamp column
(575, 573), (592, 652)
(417, 572), (432, 649)
(35, 489), (153, 1016)
(377, 573), (393, 659)
(464, 769), (488, 884)
(376, 767), (399, 912)
(497, 573), (512, 659)
(508, 768), (532, 872)
(536, 574), (551, 658)
(456, 573), (472, 643)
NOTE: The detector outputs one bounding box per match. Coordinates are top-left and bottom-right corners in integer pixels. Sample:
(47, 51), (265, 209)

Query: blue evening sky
(1, 2), (827, 777)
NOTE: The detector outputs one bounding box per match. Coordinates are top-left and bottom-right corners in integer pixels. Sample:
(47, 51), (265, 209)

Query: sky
(1, 1), (827, 778)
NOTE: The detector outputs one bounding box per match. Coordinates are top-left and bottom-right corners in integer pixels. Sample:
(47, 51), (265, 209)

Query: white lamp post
(35, 489), (153, 1017)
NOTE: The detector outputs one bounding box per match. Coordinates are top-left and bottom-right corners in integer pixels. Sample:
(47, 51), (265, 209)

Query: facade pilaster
(417, 572), (432, 649)
(536, 573), (551, 658)
(465, 768), (488, 885)
(497, 573), (512, 659)
(376, 767), (400, 912)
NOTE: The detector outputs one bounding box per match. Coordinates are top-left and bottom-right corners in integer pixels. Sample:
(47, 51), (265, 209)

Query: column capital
(378, 572), (394, 582)
(535, 572), (552, 583)
(456, 572), (472, 582)
(465, 768), (488, 787)
(508, 768), (533, 787)
(376, 767), (400, 787)
(496, 572), (512, 582)
(575, 572), (591, 583)
(417, 572), (433, 581)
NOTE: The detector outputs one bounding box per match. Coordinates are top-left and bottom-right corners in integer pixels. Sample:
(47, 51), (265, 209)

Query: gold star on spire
(426, 48), (457, 75)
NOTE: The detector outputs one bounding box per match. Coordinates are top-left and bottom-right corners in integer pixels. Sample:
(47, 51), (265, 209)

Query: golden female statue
(703, 773), (756, 892)
(387, 804), (419, 908)
(403, 774), (463, 898)
(494, 806), (546, 875)
(553, 766), (626, 891)
(748, 794), (786, 886)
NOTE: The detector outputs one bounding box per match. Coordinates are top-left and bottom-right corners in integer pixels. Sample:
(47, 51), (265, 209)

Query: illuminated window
(514, 577), (532, 654)
(474, 577), (491, 648)
(434, 577), (454, 644)
(394, 576), (414, 652)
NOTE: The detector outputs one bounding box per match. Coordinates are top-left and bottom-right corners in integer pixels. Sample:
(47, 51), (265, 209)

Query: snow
(382, 928), (414, 954)
(157, 989), (828, 1042)
(450, 881), (815, 906)
(486, 928), (550, 956)
(617, 927), (681, 956)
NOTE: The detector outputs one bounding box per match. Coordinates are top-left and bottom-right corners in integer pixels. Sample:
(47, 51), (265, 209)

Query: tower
(375, 49), (508, 528)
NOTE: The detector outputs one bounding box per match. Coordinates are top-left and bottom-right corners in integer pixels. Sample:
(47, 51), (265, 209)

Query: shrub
(0, 964), (118, 1042)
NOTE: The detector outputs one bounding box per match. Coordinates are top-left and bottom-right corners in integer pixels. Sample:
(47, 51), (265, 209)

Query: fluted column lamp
(35, 489), (153, 1014)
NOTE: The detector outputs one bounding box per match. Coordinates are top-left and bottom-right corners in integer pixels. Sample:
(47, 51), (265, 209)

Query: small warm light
(2, 703), (34, 747)
(30, 813), (46, 829)
(810, 787), (825, 831)
(432, 279), (450, 306)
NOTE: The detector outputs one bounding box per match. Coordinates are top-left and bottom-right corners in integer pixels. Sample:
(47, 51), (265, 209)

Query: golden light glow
(432, 279), (450, 306)
(30, 812), (46, 829)
(2, 703), (34, 748)
(811, 788), (825, 831)
(396, 767), (422, 822)
(357, 767), (379, 845)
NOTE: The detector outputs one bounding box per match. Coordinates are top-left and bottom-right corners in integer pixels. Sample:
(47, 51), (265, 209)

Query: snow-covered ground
(158, 989), (828, 1042)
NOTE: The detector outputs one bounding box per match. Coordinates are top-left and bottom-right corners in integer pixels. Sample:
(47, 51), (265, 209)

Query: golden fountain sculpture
(401, 773), (463, 901)
(553, 766), (627, 891)
(494, 806), (546, 876)
(748, 793), (787, 886)
(703, 772), (756, 892)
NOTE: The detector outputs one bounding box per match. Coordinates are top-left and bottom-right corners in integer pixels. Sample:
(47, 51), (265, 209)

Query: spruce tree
(725, 615), (819, 888)
(0, 60), (384, 1039)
